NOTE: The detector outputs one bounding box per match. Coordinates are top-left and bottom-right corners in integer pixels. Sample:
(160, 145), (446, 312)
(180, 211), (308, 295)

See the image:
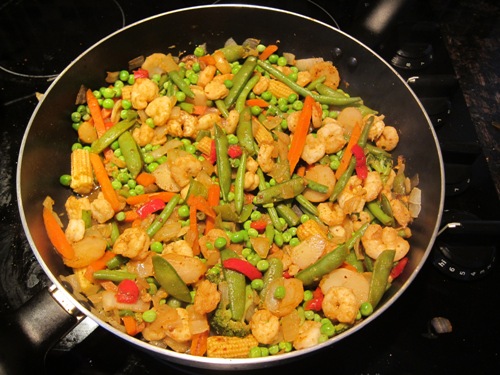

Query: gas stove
(1, 0), (499, 374)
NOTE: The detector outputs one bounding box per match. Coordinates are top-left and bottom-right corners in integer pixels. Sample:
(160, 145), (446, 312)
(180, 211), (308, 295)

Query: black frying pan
(3, 5), (444, 373)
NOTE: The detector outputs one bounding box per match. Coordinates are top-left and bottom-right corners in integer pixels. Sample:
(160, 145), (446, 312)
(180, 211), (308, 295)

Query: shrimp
(250, 310), (281, 345)
(178, 110), (198, 139)
(351, 211), (371, 232)
(197, 65), (217, 88)
(244, 171), (260, 191)
(301, 133), (325, 165)
(204, 81), (229, 100)
(292, 321), (322, 350)
(252, 75), (269, 95)
(193, 280), (220, 315)
(221, 109), (239, 135)
(130, 78), (159, 110)
(317, 202), (345, 227)
(64, 196), (91, 242)
(308, 61), (340, 90)
(337, 176), (366, 215)
(257, 143), (276, 173)
(65, 219), (86, 243)
(321, 286), (359, 324)
(151, 162), (181, 192)
(169, 155), (202, 188)
(361, 224), (410, 261)
(164, 308), (192, 343)
(132, 122), (155, 147)
(390, 198), (412, 228)
(296, 71), (312, 87)
(90, 192), (115, 224)
(145, 96), (173, 126)
(285, 111), (302, 133)
(368, 114), (386, 142)
(199, 229), (229, 265)
(311, 101), (323, 129)
(376, 126), (399, 151)
(317, 121), (347, 154)
(113, 226), (151, 260)
(197, 112), (221, 131)
(163, 239), (194, 257)
(363, 171), (383, 202)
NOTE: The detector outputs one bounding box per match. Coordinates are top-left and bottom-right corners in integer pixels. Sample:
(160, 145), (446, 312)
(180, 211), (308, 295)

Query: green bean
(367, 200), (394, 227)
(253, 177), (307, 205)
(90, 119), (136, 154)
(255, 168), (285, 231)
(234, 151), (247, 215)
(316, 83), (350, 99)
(152, 255), (192, 303)
(304, 178), (329, 194)
(82, 209), (92, 228)
(236, 107), (256, 156)
(179, 102), (194, 114)
(345, 251), (364, 273)
(93, 269), (136, 282)
(146, 194), (180, 237)
(275, 203), (300, 227)
(313, 94), (363, 106)
(368, 249), (395, 308)
(235, 74), (260, 113)
(214, 125), (232, 201)
(215, 99), (229, 118)
(224, 56), (257, 108)
(346, 222), (370, 248)
(118, 131), (143, 178)
(221, 248), (246, 320)
(106, 254), (128, 270)
(295, 194), (319, 217)
(168, 70), (194, 98)
(110, 220), (120, 245)
(265, 223), (275, 244)
(316, 83), (369, 107)
(306, 75), (326, 91)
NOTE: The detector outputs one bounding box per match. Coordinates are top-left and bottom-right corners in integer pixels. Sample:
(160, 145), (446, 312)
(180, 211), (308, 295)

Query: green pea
(102, 98), (114, 109)
(227, 134), (239, 145)
(247, 228), (259, 238)
(250, 210), (262, 221)
(147, 162), (159, 172)
(151, 241), (164, 253)
(142, 309), (157, 323)
(230, 230), (245, 244)
(288, 72), (298, 82)
(277, 56), (287, 66)
(115, 212), (126, 221)
(241, 247), (252, 258)
(292, 100), (304, 111)
(320, 321), (336, 337)
(289, 237), (300, 247)
(134, 185), (145, 195)
(282, 232), (292, 243)
(145, 118), (155, 128)
(303, 290), (313, 302)
(268, 54), (279, 64)
(71, 143), (83, 151)
(178, 205), (190, 218)
(176, 91), (186, 102)
(70, 112), (81, 123)
(214, 237), (227, 250)
(249, 346), (261, 358)
(304, 310), (315, 320)
(256, 44), (266, 53)
(260, 347), (269, 357)
(274, 232), (284, 247)
(127, 179), (137, 189)
(360, 302), (374, 317)
(251, 278), (264, 291)
(119, 70), (130, 81)
(250, 105), (261, 116)
(59, 174), (72, 187)
(166, 297), (181, 308)
(256, 259), (269, 272)
(194, 46), (205, 57)
(274, 285), (286, 299)
(224, 79), (233, 89)
(111, 180), (122, 190)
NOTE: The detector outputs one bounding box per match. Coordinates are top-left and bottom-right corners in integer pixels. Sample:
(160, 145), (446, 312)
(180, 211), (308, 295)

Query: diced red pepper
(136, 198), (166, 219)
(133, 68), (149, 79)
(283, 270), (292, 279)
(208, 140), (217, 164)
(250, 219), (268, 233)
(351, 144), (368, 179)
(116, 279), (140, 304)
(390, 256), (409, 279)
(222, 258), (262, 280)
(227, 144), (243, 159)
(304, 287), (324, 311)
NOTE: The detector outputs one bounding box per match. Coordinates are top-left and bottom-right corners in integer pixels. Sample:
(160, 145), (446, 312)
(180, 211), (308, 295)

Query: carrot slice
(122, 316), (139, 336)
(204, 184), (220, 235)
(287, 95), (315, 173)
(86, 89), (107, 138)
(42, 205), (74, 260)
(246, 98), (270, 108)
(190, 330), (209, 357)
(89, 152), (122, 212)
(335, 122), (362, 179)
(135, 172), (156, 187)
(259, 44), (279, 61)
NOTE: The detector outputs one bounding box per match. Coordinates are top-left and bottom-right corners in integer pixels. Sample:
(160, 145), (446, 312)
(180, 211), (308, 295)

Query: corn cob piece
(196, 136), (214, 156)
(296, 218), (328, 241)
(268, 79), (296, 99)
(70, 148), (94, 195)
(206, 335), (258, 358)
(253, 120), (274, 146)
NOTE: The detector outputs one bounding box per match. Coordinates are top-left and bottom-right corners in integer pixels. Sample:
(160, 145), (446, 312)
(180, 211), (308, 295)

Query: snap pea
(168, 70), (195, 98)
(90, 119), (136, 154)
(345, 251), (364, 273)
(368, 249), (395, 308)
(146, 194), (180, 237)
(93, 269), (136, 282)
(215, 99), (229, 118)
(253, 177), (307, 205)
(260, 257), (284, 301)
(224, 56), (257, 108)
(152, 255), (192, 303)
(218, 44), (246, 62)
(221, 248), (246, 321)
(275, 203), (300, 227)
(295, 194), (319, 217)
(235, 74), (260, 113)
(236, 107), (256, 156)
(234, 151), (247, 215)
(214, 125), (231, 202)
(118, 131), (143, 178)
(255, 168), (285, 232)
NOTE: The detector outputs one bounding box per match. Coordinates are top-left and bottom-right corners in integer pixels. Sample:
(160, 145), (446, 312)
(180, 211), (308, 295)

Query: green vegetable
(146, 194), (180, 237)
(234, 151), (247, 215)
(253, 177), (308, 205)
(208, 304), (251, 338)
(260, 257), (284, 301)
(237, 107), (256, 156)
(368, 249), (395, 308)
(224, 56), (257, 108)
(214, 125), (232, 202)
(93, 269), (136, 282)
(118, 131), (143, 178)
(275, 203), (300, 227)
(152, 255), (192, 303)
(220, 248), (247, 321)
(218, 44), (247, 62)
(90, 119), (136, 154)
(235, 74), (260, 113)
(168, 70), (194, 98)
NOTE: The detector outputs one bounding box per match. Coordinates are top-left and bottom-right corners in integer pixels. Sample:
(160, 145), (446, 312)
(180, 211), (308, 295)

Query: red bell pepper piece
(250, 219), (267, 233)
(116, 279), (140, 304)
(227, 144), (243, 159)
(222, 258), (262, 280)
(351, 144), (368, 179)
(390, 256), (409, 279)
(304, 286), (324, 311)
(136, 198), (165, 219)
(133, 68), (149, 79)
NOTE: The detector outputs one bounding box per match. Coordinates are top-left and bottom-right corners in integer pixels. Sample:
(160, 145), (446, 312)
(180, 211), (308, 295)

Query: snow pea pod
(234, 151), (247, 215)
(368, 249), (395, 308)
(224, 56), (257, 108)
(220, 248), (246, 321)
(90, 119), (136, 154)
(152, 255), (192, 303)
(235, 74), (260, 113)
(168, 70), (194, 98)
(260, 257), (283, 301)
(118, 131), (142, 178)
(214, 125), (231, 202)
(236, 107), (256, 156)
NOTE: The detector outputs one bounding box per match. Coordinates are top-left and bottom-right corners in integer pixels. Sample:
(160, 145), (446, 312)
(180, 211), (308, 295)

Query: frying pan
(3, 4), (444, 373)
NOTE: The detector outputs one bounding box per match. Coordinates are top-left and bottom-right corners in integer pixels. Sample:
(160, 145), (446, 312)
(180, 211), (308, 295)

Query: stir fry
(43, 39), (421, 359)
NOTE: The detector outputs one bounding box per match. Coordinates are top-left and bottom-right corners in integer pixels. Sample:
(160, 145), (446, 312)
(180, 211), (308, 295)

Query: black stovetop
(1, 0), (499, 374)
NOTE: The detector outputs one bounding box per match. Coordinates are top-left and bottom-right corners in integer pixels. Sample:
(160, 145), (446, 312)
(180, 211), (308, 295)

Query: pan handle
(0, 284), (83, 374)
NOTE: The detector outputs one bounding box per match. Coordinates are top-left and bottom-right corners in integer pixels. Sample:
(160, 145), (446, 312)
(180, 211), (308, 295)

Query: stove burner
(0, 0), (125, 79)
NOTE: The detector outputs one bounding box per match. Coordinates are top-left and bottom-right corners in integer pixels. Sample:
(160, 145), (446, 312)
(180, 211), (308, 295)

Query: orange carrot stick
(123, 210), (140, 222)
(135, 172), (156, 187)
(204, 184), (220, 234)
(259, 44), (279, 61)
(122, 316), (139, 336)
(335, 122), (362, 179)
(86, 89), (107, 138)
(84, 251), (116, 281)
(187, 195), (216, 218)
(42, 205), (74, 260)
(287, 95), (315, 173)
(89, 152), (122, 212)
(189, 204), (200, 256)
(246, 98), (270, 107)
(190, 330), (209, 356)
